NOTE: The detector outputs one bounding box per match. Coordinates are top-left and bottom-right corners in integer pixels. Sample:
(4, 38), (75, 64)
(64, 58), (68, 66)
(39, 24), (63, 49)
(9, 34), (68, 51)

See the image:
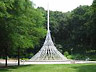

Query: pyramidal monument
(29, 5), (67, 61)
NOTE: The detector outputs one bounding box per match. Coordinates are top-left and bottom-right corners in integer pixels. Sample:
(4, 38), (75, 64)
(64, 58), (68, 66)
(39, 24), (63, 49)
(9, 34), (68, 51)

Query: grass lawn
(0, 64), (96, 72)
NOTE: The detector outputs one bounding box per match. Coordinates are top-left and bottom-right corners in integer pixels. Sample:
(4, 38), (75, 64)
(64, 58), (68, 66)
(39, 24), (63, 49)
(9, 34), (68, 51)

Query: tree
(0, 0), (46, 66)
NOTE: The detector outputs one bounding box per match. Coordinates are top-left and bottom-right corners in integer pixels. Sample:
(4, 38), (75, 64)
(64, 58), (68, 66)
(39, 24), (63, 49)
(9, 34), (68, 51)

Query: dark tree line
(50, 0), (96, 55)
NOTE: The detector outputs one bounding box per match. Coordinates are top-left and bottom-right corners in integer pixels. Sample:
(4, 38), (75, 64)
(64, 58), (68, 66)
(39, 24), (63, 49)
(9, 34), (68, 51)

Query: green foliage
(87, 55), (96, 61)
(73, 54), (86, 60)
(67, 55), (73, 59)
(64, 51), (69, 57)
(21, 58), (29, 60)
(65, 54), (96, 60)
(0, 0), (46, 58)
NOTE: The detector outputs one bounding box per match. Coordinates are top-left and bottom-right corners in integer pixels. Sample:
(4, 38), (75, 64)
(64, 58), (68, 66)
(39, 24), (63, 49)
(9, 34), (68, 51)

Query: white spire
(47, 2), (50, 32)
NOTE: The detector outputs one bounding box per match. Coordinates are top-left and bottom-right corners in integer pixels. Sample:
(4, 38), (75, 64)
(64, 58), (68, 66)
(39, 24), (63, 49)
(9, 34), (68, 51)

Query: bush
(67, 54), (96, 61)
(87, 55), (96, 61)
(72, 54), (88, 60)
(21, 58), (29, 60)
(65, 54), (88, 60)
(64, 51), (69, 57)
(67, 55), (73, 59)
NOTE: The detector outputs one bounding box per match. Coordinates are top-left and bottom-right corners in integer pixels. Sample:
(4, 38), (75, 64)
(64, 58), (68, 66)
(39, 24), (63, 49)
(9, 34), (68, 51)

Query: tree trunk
(5, 47), (8, 67)
(18, 47), (20, 66)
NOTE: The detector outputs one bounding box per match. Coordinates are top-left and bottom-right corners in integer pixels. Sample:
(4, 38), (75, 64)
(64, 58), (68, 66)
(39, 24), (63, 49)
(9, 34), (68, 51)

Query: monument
(29, 6), (67, 61)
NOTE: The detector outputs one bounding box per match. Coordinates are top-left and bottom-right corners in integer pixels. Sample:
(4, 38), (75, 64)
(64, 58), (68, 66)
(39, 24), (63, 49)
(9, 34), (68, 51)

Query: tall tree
(0, 0), (46, 66)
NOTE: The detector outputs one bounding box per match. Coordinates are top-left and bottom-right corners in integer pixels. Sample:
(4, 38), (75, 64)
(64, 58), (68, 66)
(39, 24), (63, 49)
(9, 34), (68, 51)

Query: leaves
(0, 0), (46, 57)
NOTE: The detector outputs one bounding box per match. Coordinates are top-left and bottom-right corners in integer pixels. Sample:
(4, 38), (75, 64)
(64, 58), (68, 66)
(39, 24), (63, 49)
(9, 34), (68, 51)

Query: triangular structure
(29, 5), (67, 61)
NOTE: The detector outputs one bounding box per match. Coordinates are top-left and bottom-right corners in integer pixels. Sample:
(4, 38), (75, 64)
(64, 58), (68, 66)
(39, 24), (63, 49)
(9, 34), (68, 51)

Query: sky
(31, 0), (93, 12)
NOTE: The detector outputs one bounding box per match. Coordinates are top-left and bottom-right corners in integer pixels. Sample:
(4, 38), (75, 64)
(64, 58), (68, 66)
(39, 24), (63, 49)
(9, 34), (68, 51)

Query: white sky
(31, 0), (93, 12)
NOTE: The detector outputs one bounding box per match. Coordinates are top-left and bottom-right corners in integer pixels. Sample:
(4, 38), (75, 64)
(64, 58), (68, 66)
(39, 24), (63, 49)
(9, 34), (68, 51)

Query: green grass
(0, 64), (96, 72)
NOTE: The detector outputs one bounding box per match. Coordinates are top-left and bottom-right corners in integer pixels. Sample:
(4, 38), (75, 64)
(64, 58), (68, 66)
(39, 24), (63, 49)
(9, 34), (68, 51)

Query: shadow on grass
(72, 64), (96, 72)
(0, 65), (34, 72)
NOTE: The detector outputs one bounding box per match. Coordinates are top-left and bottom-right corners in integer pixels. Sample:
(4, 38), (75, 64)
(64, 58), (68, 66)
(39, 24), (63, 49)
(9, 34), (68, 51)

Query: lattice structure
(29, 5), (67, 61)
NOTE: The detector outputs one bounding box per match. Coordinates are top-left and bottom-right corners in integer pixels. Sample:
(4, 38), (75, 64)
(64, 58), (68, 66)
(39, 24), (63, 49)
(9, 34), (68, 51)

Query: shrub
(73, 54), (88, 60)
(67, 55), (73, 59)
(64, 51), (69, 57)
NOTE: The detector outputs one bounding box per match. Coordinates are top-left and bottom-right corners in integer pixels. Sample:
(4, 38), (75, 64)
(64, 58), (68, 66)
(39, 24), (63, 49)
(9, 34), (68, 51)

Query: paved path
(0, 60), (96, 66)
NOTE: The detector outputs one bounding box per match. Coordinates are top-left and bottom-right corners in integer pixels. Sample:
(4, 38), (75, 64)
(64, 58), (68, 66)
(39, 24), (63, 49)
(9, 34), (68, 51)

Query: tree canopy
(0, 0), (46, 58)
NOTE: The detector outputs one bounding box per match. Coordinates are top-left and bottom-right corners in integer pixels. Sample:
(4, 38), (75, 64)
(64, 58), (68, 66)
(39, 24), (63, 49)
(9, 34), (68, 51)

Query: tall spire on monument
(29, 1), (67, 61)
(47, 2), (50, 32)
